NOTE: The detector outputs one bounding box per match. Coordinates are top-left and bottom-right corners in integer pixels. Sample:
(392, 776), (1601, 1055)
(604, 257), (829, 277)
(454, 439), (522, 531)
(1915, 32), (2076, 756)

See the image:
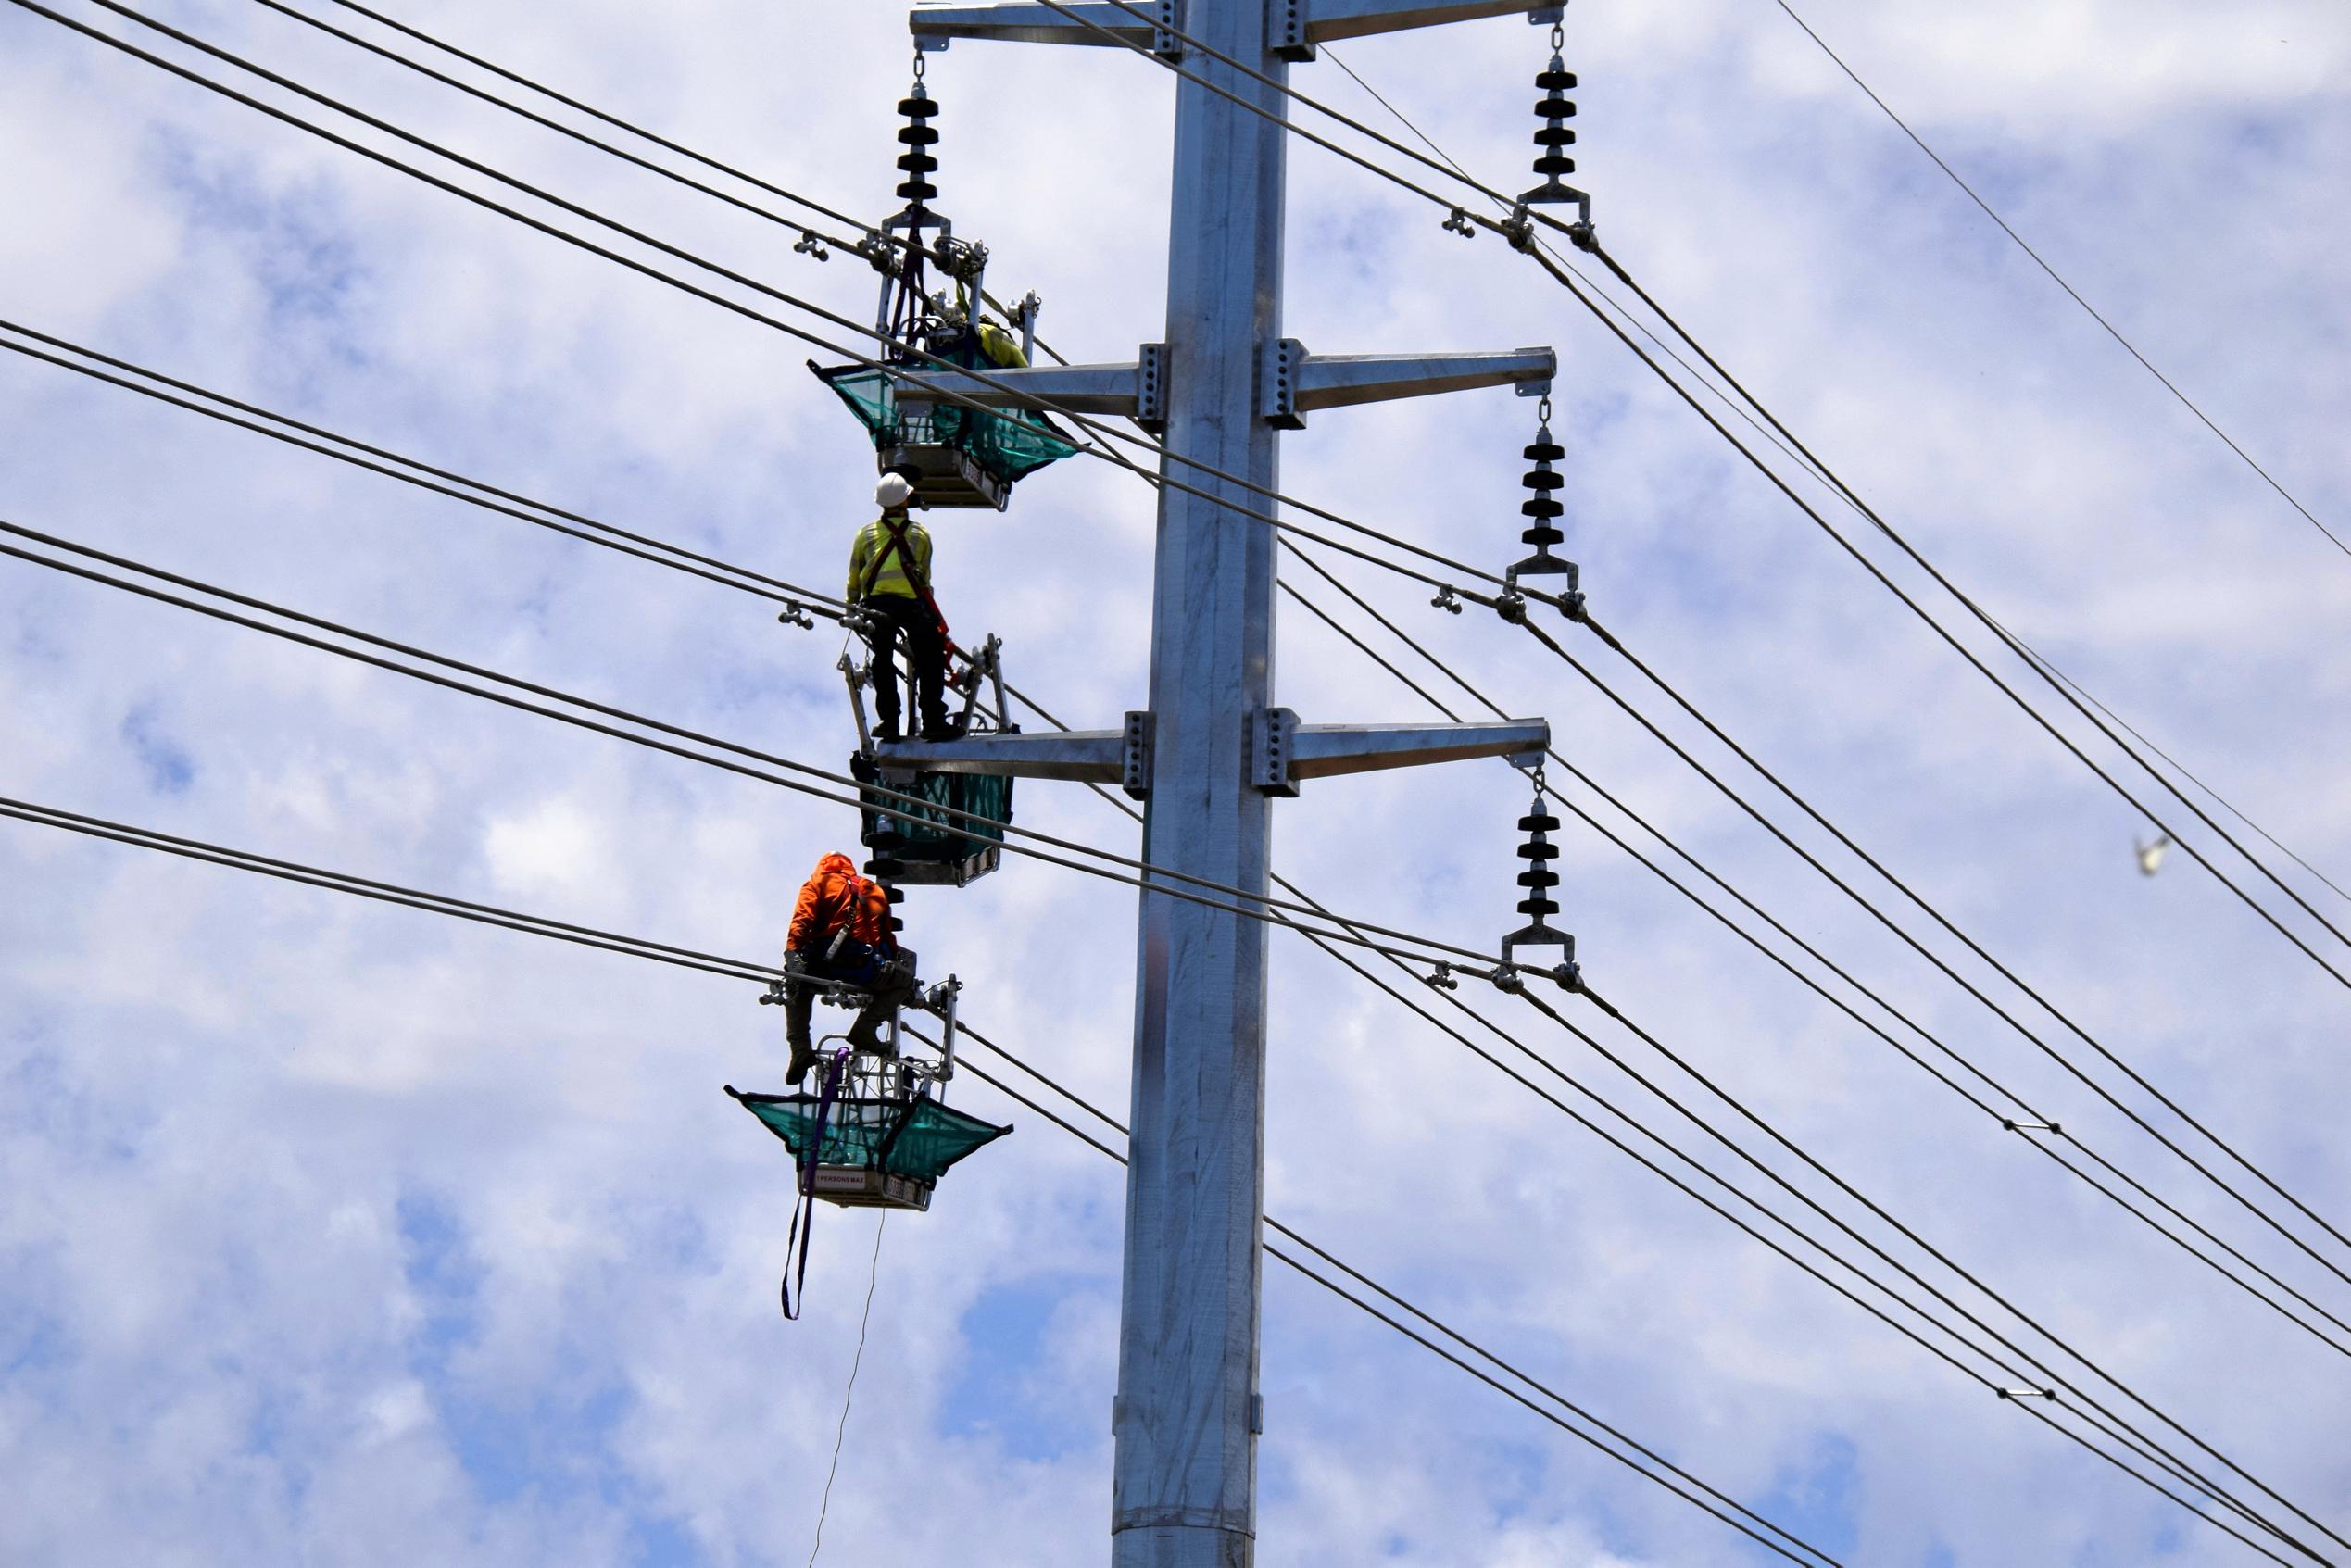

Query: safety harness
(858, 512), (957, 657)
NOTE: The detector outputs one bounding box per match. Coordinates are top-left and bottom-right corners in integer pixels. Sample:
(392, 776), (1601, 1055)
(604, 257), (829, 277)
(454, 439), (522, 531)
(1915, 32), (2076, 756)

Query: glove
(783, 949), (808, 977)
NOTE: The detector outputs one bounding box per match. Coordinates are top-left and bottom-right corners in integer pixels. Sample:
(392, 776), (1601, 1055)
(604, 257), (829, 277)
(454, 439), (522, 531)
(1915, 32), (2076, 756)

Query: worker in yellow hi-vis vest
(849, 472), (951, 743)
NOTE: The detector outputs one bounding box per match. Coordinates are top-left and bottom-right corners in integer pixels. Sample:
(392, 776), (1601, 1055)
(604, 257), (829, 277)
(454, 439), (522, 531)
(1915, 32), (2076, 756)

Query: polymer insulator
(1512, 420), (1573, 571)
(1530, 50), (1577, 179)
(897, 84), (940, 206)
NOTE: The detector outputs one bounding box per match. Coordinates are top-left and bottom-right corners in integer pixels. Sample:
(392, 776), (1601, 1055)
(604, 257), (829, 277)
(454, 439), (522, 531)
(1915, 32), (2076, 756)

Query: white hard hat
(875, 472), (915, 509)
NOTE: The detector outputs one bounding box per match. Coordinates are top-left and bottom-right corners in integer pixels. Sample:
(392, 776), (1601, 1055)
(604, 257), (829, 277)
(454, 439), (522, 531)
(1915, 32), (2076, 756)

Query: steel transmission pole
(1112, 4), (1289, 1561)
(895, 4), (1565, 1560)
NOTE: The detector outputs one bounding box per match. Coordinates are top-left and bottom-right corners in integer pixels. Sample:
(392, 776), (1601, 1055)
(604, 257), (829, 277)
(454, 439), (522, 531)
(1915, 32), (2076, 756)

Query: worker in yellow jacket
(849, 472), (951, 743)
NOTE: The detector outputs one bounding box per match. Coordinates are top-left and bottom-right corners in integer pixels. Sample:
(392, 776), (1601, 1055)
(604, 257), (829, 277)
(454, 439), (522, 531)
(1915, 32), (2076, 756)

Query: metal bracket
(1249, 1392), (1264, 1434)
(1150, 0), (1181, 56)
(1260, 337), (1305, 430)
(1249, 707), (1301, 797)
(1137, 342), (1169, 435)
(1270, 0), (1314, 59)
(1123, 709), (1154, 799)
(1528, 5), (1563, 21)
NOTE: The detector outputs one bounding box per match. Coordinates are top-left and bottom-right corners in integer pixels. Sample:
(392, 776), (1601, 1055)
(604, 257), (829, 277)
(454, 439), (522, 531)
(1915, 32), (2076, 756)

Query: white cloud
(2, 0), (2346, 1563)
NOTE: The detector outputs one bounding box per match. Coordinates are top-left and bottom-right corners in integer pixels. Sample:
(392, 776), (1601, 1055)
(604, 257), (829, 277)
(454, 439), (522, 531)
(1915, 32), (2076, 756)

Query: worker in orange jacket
(783, 851), (917, 1085)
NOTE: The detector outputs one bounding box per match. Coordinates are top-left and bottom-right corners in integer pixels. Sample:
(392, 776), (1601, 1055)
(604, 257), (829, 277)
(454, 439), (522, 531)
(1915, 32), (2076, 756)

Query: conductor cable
(0, 794), (1841, 1568)
(1280, 545), (2351, 1357)
(0, 519), (1515, 973)
(15, 0), (1565, 617)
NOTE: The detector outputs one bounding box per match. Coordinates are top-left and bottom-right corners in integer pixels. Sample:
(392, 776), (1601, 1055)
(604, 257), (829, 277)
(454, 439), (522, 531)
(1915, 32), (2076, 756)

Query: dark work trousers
(859, 594), (948, 737)
(786, 942), (917, 1051)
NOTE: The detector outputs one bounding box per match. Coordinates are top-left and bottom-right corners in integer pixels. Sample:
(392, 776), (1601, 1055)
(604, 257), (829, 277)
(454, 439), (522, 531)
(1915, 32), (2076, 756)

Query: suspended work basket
(851, 749), (1014, 886)
(729, 1087), (1012, 1211)
(812, 354), (1077, 511)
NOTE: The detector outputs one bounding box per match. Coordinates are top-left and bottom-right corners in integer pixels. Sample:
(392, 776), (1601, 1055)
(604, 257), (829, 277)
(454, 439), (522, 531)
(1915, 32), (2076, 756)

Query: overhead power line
(6, 794), (2297, 1562)
(8, 211), (2332, 1561)
(0, 521), (2305, 1546)
(1762, 0), (2349, 562)
(1284, 43), (2351, 1340)
(0, 793), (1847, 1568)
(1569, 239), (2351, 987)
(1025, 0), (2351, 1015)
(1515, 982), (2345, 1562)
(1509, 603), (2351, 1297)
(15, 0), (1573, 621)
(1281, 539), (2351, 1359)
(0, 518), (1540, 974)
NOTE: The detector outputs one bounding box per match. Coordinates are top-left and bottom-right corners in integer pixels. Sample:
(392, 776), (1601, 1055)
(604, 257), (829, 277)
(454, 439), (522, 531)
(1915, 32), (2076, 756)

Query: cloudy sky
(3, 0), (2348, 1562)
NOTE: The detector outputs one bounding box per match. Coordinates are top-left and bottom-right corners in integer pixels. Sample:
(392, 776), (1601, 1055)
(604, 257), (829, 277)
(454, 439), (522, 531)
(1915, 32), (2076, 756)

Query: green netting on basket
(813, 362), (1076, 484)
(731, 1090), (1012, 1183)
(858, 762), (1012, 863)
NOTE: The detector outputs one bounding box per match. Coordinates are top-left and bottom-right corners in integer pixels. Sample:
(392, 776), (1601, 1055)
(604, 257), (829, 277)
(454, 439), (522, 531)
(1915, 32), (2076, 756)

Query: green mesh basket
(857, 759), (1013, 863)
(729, 1088), (1012, 1184)
(813, 362), (1076, 484)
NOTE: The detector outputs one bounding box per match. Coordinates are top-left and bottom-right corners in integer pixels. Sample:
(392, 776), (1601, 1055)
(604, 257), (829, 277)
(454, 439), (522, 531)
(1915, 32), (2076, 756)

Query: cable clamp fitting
(1502, 204), (1539, 255)
(1490, 961), (1526, 996)
(775, 599), (817, 630)
(792, 229), (831, 262)
(1565, 219), (1598, 253)
(2001, 1118), (2062, 1135)
(1494, 588), (1529, 625)
(1441, 207), (1477, 240)
(1996, 1387), (2057, 1402)
(1425, 960), (1461, 993)
(1430, 584), (1465, 615)
(1548, 959), (1583, 992)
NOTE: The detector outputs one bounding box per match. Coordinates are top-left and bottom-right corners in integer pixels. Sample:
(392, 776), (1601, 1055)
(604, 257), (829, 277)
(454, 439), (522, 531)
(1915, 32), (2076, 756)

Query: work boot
(921, 710), (959, 743)
(786, 1039), (817, 1088)
(874, 721), (900, 745)
(844, 1008), (889, 1055)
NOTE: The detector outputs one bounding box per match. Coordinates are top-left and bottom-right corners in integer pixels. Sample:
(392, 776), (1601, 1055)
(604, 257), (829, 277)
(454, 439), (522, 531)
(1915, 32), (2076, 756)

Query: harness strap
(861, 515), (958, 658)
(781, 1047), (853, 1321)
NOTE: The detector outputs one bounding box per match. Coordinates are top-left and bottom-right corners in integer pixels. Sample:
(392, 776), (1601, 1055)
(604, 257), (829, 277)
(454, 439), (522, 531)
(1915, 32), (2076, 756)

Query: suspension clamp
(1565, 219), (1598, 253)
(792, 229), (831, 262)
(1490, 962), (1526, 996)
(856, 231), (896, 274)
(1547, 959), (1583, 992)
(1494, 588), (1529, 625)
(775, 599), (817, 630)
(1441, 207), (1477, 240)
(1501, 204), (1539, 255)
(1430, 585), (1465, 615)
